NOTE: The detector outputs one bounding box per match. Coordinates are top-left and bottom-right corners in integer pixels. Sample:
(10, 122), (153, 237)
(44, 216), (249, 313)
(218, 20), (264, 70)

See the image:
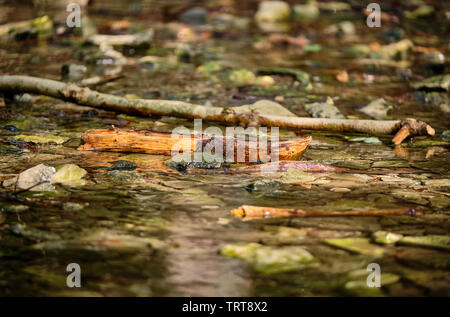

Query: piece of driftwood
(231, 205), (421, 221)
(0, 75), (435, 144)
(78, 128), (312, 162)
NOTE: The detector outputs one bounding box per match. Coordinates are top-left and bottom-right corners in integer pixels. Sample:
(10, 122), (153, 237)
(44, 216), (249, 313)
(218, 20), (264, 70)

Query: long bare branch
(0, 75), (435, 143)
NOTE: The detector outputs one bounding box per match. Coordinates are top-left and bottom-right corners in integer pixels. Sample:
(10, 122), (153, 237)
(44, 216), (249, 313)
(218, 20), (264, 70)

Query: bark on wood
(231, 205), (421, 221)
(0, 75), (435, 143)
(78, 128), (312, 161)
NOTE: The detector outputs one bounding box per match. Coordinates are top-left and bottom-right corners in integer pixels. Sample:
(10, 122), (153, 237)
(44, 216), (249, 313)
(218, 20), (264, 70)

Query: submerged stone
(372, 231), (403, 245)
(62, 202), (85, 212)
(220, 242), (315, 274)
(2, 15), (53, 41)
(3, 125), (20, 132)
(304, 97), (345, 119)
(330, 187), (351, 193)
(304, 44), (322, 52)
(324, 238), (385, 257)
(104, 170), (141, 181)
(325, 21), (355, 36)
(0, 144), (25, 155)
(399, 235), (450, 251)
(87, 29), (154, 49)
(51, 164), (87, 186)
(371, 39), (413, 60)
(372, 160), (409, 168)
(255, 1), (291, 23)
(395, 248), (450, 270)
(334, 159), (371, 170)
(228, 69), (256, 85)
(391, 189), (429, 206)
(0, 204), (29, 213)
(61, 63), (87, 81)
(423, 179), (450, 188)
(413, 91), (448, 111)
(164, 159), (222, 173)
(318, 1), (351, 11)
(174, 44), (209, 65)
(293, 1), (319, 22)
(429, 196), (450, 209)
(359, 98), (392, 120)
(9, 223), (60, 241)
(257, 67), (310, 86)
(421, 51), (445, 73)
(441, 130), (450, 142)
(255, 75), (275, 86)
(345, 44), (370, 57)
(33, 230), (167, 251)
(30, 183), (56, 192)
(196, 61), (223, 74)
(262, 225), (310, 244)
(405, 5), (435, 19)
(349, 137), (382, 145)
(411, 74), (450, 92)
(382, 27), (404, 44)
(212, 14), (250, 31)
(240, 99), (297, 117)
(8, 134), (68, 145)
(107, 160), (138, 171)
(179, 7), (208, 25)
(4, 116), (42, 130)
(3, 164), (56, 190)
(245, 179), (280, 192)
(305, 149), (356, 162)
(138, 55), (179, 71)
(84, 45), (127, 65)
(345, 270), (400, 296)
(280, 169), (317, 183)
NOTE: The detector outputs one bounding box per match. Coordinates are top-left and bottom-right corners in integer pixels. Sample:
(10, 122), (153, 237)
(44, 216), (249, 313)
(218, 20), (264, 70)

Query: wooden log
(77, 128), (312, 162)
(231, 205), (421, 221)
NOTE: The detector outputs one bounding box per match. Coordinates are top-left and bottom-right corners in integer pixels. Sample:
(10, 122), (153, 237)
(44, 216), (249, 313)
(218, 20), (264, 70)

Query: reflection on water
(0, 0), (449, 296)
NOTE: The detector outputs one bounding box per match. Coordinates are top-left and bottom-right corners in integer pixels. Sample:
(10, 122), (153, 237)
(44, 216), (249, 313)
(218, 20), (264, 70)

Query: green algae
(9, 135), (69, 145)
(372, 231), (403, 245)
(51, 164), (87, 186)
(220, 243), (315, 275)
(324, 238), (385, 257)
(398, 235), (450, 251)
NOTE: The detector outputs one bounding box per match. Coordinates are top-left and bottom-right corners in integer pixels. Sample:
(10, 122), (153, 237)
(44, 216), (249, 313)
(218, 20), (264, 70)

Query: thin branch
(231, 205), (421, 221)
(0, 75), (435, 143)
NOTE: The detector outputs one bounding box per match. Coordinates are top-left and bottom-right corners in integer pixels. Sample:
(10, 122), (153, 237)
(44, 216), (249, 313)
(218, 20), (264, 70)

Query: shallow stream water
(0, 0), (449, 296)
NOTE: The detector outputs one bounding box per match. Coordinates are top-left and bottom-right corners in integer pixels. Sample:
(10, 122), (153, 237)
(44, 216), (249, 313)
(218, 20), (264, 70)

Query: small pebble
(217, 218), (231, 225)
(3, 125), (20, 132)
(63, 202), (85, 212)
(330, 187), (351, 193)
